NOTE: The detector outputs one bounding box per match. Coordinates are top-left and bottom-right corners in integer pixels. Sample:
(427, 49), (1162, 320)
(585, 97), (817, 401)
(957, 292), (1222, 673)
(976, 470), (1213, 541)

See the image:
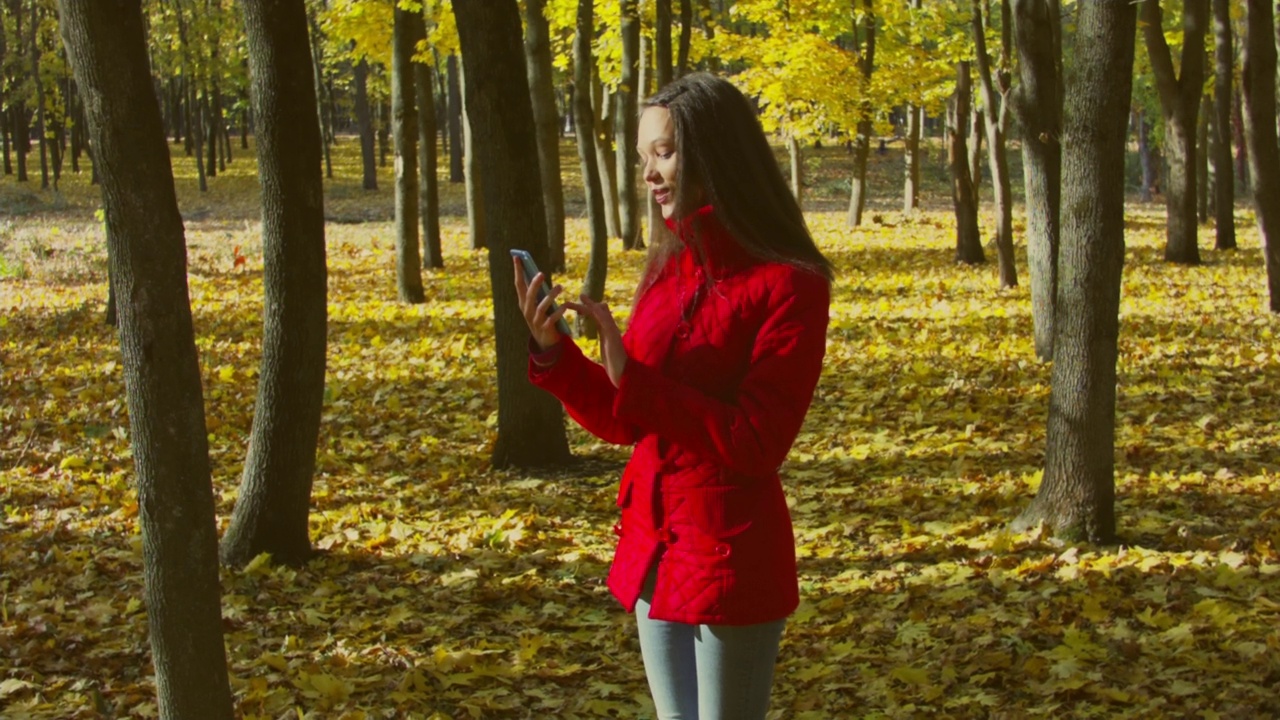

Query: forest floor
(1, 137), (1279, 719)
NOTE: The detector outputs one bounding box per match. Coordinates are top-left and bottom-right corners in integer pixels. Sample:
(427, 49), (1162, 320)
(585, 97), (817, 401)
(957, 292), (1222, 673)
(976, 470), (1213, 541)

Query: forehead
(637, 106), (675, 145)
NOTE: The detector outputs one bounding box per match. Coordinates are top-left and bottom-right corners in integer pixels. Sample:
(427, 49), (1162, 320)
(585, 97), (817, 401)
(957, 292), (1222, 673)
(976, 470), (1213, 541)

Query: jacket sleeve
(528, 337), (642, 446)
(612, 269), (829, 477)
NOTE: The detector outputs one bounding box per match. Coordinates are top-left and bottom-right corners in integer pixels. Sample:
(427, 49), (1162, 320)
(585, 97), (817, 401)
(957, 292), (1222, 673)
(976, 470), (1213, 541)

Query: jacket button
(613, 522), (623, 537)
(715, 543), (731, 557)
(675, 323), (691, 340)
(658, 528), (675, 544)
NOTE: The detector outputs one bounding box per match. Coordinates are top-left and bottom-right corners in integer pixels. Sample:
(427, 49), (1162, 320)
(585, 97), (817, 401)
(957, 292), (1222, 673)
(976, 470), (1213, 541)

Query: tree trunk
(524, 0), (569, 268)
(31, 0), (49, 189)
(1233, 85), (1249, 191)
(789, 134), (803, 206)
(414, 20), (443, 270)
(974, 0), (1018, 288)
(392, 4), (425, 302)
(354, 58), (377, 190)
(616, 0), (643, 250)
(1014, 0), (1136, 544)
(306, 20), (332, 180)
(447, 54), (463, 182)
(450, 0), (572, 470)
(1211, 0), (1236, 249)
(1135, 108), (1158, 201)
(677, 0), (692, 77)
(205, 90), (219, 179)
(1013, 0), (1062, 360)
(1198, 92), (1210, 224)
(847, 0), (875, 228)
(656, 0), (673, 89)
(378, 99), (390, 168)
(58, 3), (234, 716)
(220, 0), (329, 570)
(461, 59), (486, 251)
(573, 0), (609, 339)
(950, 62), (984, 264)
(1140, 0), (1208, 265)
(1241, 0), (1280, 313)
(592, 76), (621, 240)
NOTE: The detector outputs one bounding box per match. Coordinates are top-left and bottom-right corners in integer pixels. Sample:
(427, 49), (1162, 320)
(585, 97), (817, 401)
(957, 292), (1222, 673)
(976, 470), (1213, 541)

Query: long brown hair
(638, 73), (833, 291)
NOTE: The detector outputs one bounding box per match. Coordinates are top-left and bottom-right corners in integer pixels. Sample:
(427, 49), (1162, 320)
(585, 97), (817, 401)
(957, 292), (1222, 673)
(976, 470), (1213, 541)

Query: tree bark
(847, 0), (875, 228)
(677, 0), (692, 77)
(656, 0), (674, 89)
(58, 2), (234, 716)
(1140, 0), (1208, 265)
(592, 76), (622, 240)
(1198, 92), (1210, 224)
(31, 0), (49, 189)
(1212, 0), (1236, 249)
(950, 62), (984, 264)
(616, 0), (643, 250)
(789, 134), (803, 206)
(573, 0), (609, 339)
(461, 58), (486, 251)
(353, 58), (377, 190)
(414, 18), (443, 270)
(1015, 0), (1136, 544)
(1135, 108), (1158, 201)
(451, 0), (572, 469)
(392, 5), (425, 302)
(973, 0), (1018, 288)
(1241, 0), (1280, 313)
(220, 0), (329, 570)
(447, 54), (463, 182)
(524, 0), (569, 268)
(1013, 0), (1062, 360)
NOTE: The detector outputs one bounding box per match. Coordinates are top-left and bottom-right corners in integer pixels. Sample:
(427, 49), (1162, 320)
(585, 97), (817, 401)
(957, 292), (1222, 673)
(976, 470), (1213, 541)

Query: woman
(515, 72), (832, 720)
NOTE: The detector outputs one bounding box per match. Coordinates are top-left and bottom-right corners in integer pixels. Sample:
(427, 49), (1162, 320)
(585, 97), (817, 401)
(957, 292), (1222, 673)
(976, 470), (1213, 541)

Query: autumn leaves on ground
(3, 143), (1280, 719)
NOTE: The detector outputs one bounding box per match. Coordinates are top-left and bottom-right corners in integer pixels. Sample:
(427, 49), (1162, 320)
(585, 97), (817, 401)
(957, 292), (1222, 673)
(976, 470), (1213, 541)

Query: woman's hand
(566, 295), (628, 388)
(513, 257), (568, 351)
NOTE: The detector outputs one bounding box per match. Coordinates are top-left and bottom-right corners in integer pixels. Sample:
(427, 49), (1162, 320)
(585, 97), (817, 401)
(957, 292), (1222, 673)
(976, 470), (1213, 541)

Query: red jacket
(529, 206), (830, 625)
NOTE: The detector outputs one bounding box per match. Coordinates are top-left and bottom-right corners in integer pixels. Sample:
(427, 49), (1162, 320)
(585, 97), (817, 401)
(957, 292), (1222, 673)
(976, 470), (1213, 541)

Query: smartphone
(511, 248), (573, 337)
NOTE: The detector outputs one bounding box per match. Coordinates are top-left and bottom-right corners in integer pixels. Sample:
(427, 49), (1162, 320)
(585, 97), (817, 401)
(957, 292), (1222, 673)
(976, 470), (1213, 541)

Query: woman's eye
(659, 151), (674, 160)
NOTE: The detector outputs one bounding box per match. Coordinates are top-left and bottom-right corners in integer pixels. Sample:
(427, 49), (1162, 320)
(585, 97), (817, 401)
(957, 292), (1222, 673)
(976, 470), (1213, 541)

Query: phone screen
(511, 249), (573, 337)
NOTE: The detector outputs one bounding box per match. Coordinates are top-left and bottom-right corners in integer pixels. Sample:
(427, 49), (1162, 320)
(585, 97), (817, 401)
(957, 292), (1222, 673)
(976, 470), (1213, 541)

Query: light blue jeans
(634, 571), (786, 720)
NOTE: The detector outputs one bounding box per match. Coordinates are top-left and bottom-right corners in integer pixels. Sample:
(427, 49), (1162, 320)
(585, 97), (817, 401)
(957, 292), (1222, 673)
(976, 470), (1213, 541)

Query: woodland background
(2, 0), (1280, 718)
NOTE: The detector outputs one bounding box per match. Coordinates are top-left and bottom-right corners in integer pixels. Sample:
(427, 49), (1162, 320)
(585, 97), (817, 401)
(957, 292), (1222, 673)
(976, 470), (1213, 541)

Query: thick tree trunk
(616, 0), (643, 251)
(1140, 0), (1207, 265)
(1013, 0), (1062, 360)
(415, 26), (443, 270)
(450, 0), (572, 469)
(220, 0), (329, 570)
(973, 0), (1018, 288)
(447, 54), (463, 182)
(1241, 0), (1280, 313)
(58, 3), (234, 716)
(1015, 0), (1136, 544)
(656, 0), (674, 89)
(461, 59), (486, 251)
(524, 0), (569, 268)
(573, 0), (609, 340)
(1212, 0), (1236, 249)
(677, 0), (692, 77)
(354, 58), (377, 190)
(950, 62), (984, 264)
(392, 6), (425, 301)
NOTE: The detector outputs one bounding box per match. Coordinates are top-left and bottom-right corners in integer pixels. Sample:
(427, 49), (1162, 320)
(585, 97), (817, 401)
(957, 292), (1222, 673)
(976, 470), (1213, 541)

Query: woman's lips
(654, 189), (671, 204)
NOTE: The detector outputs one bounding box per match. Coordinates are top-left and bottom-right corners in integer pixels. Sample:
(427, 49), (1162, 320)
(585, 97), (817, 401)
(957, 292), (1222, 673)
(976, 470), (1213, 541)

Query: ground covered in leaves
(2, 144), (1280, 719)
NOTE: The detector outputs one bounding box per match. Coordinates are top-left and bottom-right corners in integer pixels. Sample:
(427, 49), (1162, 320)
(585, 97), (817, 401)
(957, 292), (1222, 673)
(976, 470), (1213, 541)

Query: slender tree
(616, 0), (643, 250)
(220, 0), (329, 569)
(1240, 0), (1280, 312)
(847, 0), (876, 228)
(414, 13), (443, 270)
(950, 61), (984, 264)
(58, 2), (234, 715)
(392, 3), (425, 302)
(1211, 0), (1236, 250)
(592, 76), (622, 240)
(1013, 0), (1063, 361)
(572, 0), (609, 339)
(903, 0), (924, 214)
(1139, 0), (1208, 265)
(461, 59), (486, 250)
(353, 57), (378, 190)
(523, 0), (568, 269)
(447, 53), (463, 182)
(656, 0), (673, 88)
(1015, 0), (1137, 543)
(677, 0), (692, 77)
(450, 0), (572, 469)
(973, 0), (1018, 287)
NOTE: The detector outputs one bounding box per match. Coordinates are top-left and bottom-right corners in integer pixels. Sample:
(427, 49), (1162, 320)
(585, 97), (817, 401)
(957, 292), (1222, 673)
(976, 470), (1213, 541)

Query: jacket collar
(665, 205), (753, 279)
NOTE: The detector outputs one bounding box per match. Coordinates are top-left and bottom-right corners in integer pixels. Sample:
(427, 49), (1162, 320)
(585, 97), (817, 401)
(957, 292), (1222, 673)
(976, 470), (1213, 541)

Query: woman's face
(637, 106), (683, 219)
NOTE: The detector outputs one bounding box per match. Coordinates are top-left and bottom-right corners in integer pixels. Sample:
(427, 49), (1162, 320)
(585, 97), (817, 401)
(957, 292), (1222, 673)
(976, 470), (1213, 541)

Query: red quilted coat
(529, 205), (830, 625)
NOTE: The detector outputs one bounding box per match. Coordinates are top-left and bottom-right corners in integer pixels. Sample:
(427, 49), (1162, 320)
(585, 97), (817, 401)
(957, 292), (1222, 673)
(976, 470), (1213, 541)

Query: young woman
(514, 72), (832, 720)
